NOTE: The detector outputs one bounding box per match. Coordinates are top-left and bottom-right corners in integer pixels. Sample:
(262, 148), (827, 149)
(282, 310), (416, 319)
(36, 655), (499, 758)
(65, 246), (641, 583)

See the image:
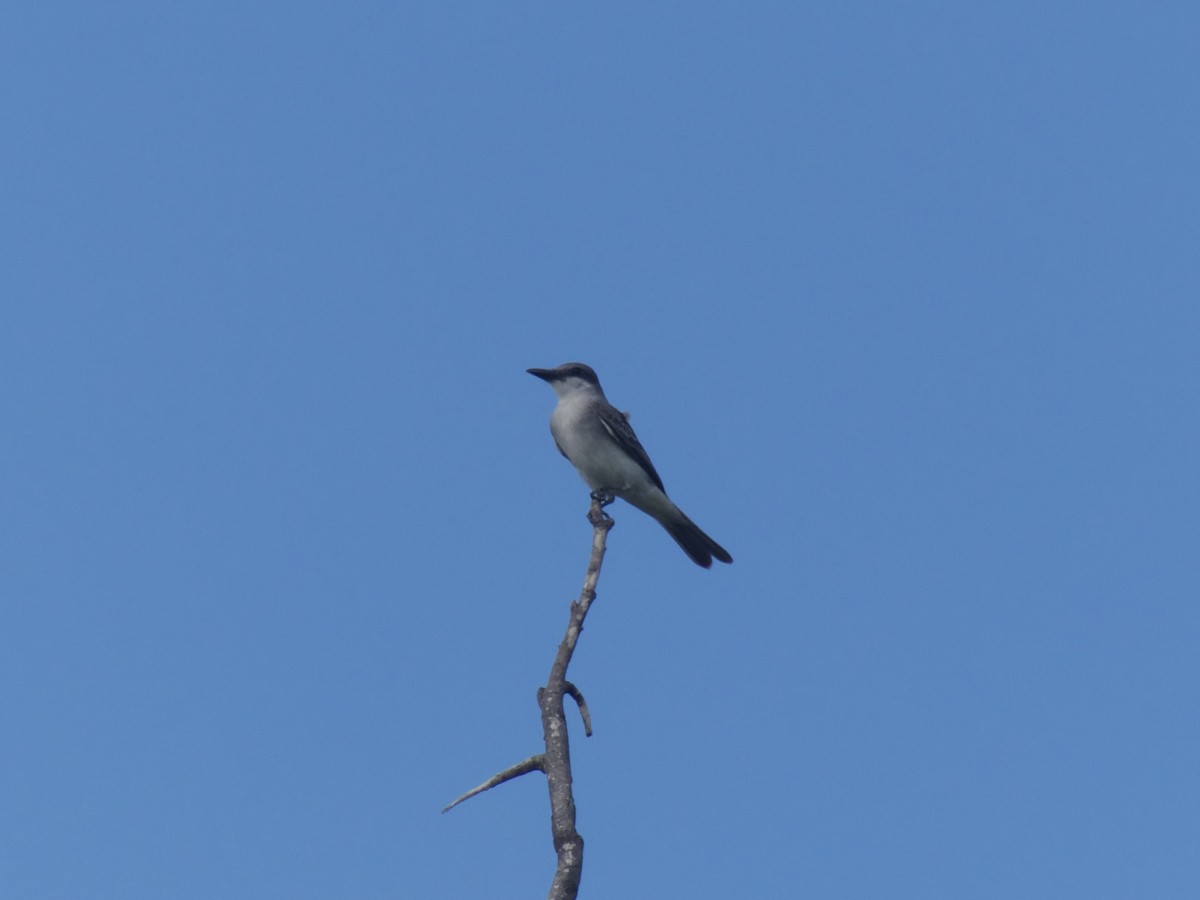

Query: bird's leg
(589, 490), (615, 508)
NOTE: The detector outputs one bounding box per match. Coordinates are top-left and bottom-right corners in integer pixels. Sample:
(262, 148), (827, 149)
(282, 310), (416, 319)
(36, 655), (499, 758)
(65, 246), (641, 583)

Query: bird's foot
(587, 492), (615, 528)
(589, 490), (615, 508)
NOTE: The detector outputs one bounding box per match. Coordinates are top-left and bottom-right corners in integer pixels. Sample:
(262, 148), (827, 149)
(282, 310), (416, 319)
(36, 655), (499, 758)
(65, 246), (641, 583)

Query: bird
(527, 362), (732, 568)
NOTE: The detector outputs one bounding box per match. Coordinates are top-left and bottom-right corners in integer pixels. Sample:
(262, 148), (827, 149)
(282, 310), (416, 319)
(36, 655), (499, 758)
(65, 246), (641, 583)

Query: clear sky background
(3, 3), (1197, 898)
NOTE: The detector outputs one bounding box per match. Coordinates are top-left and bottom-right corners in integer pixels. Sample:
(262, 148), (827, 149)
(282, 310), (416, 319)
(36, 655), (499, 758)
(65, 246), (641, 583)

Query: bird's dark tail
(662, 510), (733, 568)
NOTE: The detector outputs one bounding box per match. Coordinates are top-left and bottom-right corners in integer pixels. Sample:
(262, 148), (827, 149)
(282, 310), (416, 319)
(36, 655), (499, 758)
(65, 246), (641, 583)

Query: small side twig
(442, 754), (546, 814)
(562, 681), (592, 737)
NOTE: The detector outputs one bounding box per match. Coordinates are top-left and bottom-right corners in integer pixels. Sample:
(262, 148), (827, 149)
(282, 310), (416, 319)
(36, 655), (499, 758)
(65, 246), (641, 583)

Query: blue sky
(3, 3), (1198, 897)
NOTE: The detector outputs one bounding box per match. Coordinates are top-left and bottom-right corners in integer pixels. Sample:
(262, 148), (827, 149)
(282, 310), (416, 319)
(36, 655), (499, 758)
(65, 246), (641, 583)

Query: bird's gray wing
(598, 405), (666, 493)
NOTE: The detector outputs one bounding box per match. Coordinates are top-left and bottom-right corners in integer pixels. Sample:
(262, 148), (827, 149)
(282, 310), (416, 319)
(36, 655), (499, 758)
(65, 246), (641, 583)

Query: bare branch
(441, 755), (545, 814)
(563, 681), (592, 737)
(446, 495), (613, 899)
(540, 494), (613, 899)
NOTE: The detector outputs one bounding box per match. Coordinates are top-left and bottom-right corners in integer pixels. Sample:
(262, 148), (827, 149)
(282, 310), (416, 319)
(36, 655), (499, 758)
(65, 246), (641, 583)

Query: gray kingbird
(527, 362), (733, 568)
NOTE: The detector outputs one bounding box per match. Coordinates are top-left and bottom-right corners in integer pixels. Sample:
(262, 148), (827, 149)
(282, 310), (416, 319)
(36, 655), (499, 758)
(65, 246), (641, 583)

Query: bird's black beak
(527, 368), (554, 382)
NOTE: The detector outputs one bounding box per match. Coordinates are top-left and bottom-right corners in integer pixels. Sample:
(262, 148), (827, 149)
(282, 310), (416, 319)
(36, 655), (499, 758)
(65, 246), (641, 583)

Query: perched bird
(527, 362), (732, 568)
